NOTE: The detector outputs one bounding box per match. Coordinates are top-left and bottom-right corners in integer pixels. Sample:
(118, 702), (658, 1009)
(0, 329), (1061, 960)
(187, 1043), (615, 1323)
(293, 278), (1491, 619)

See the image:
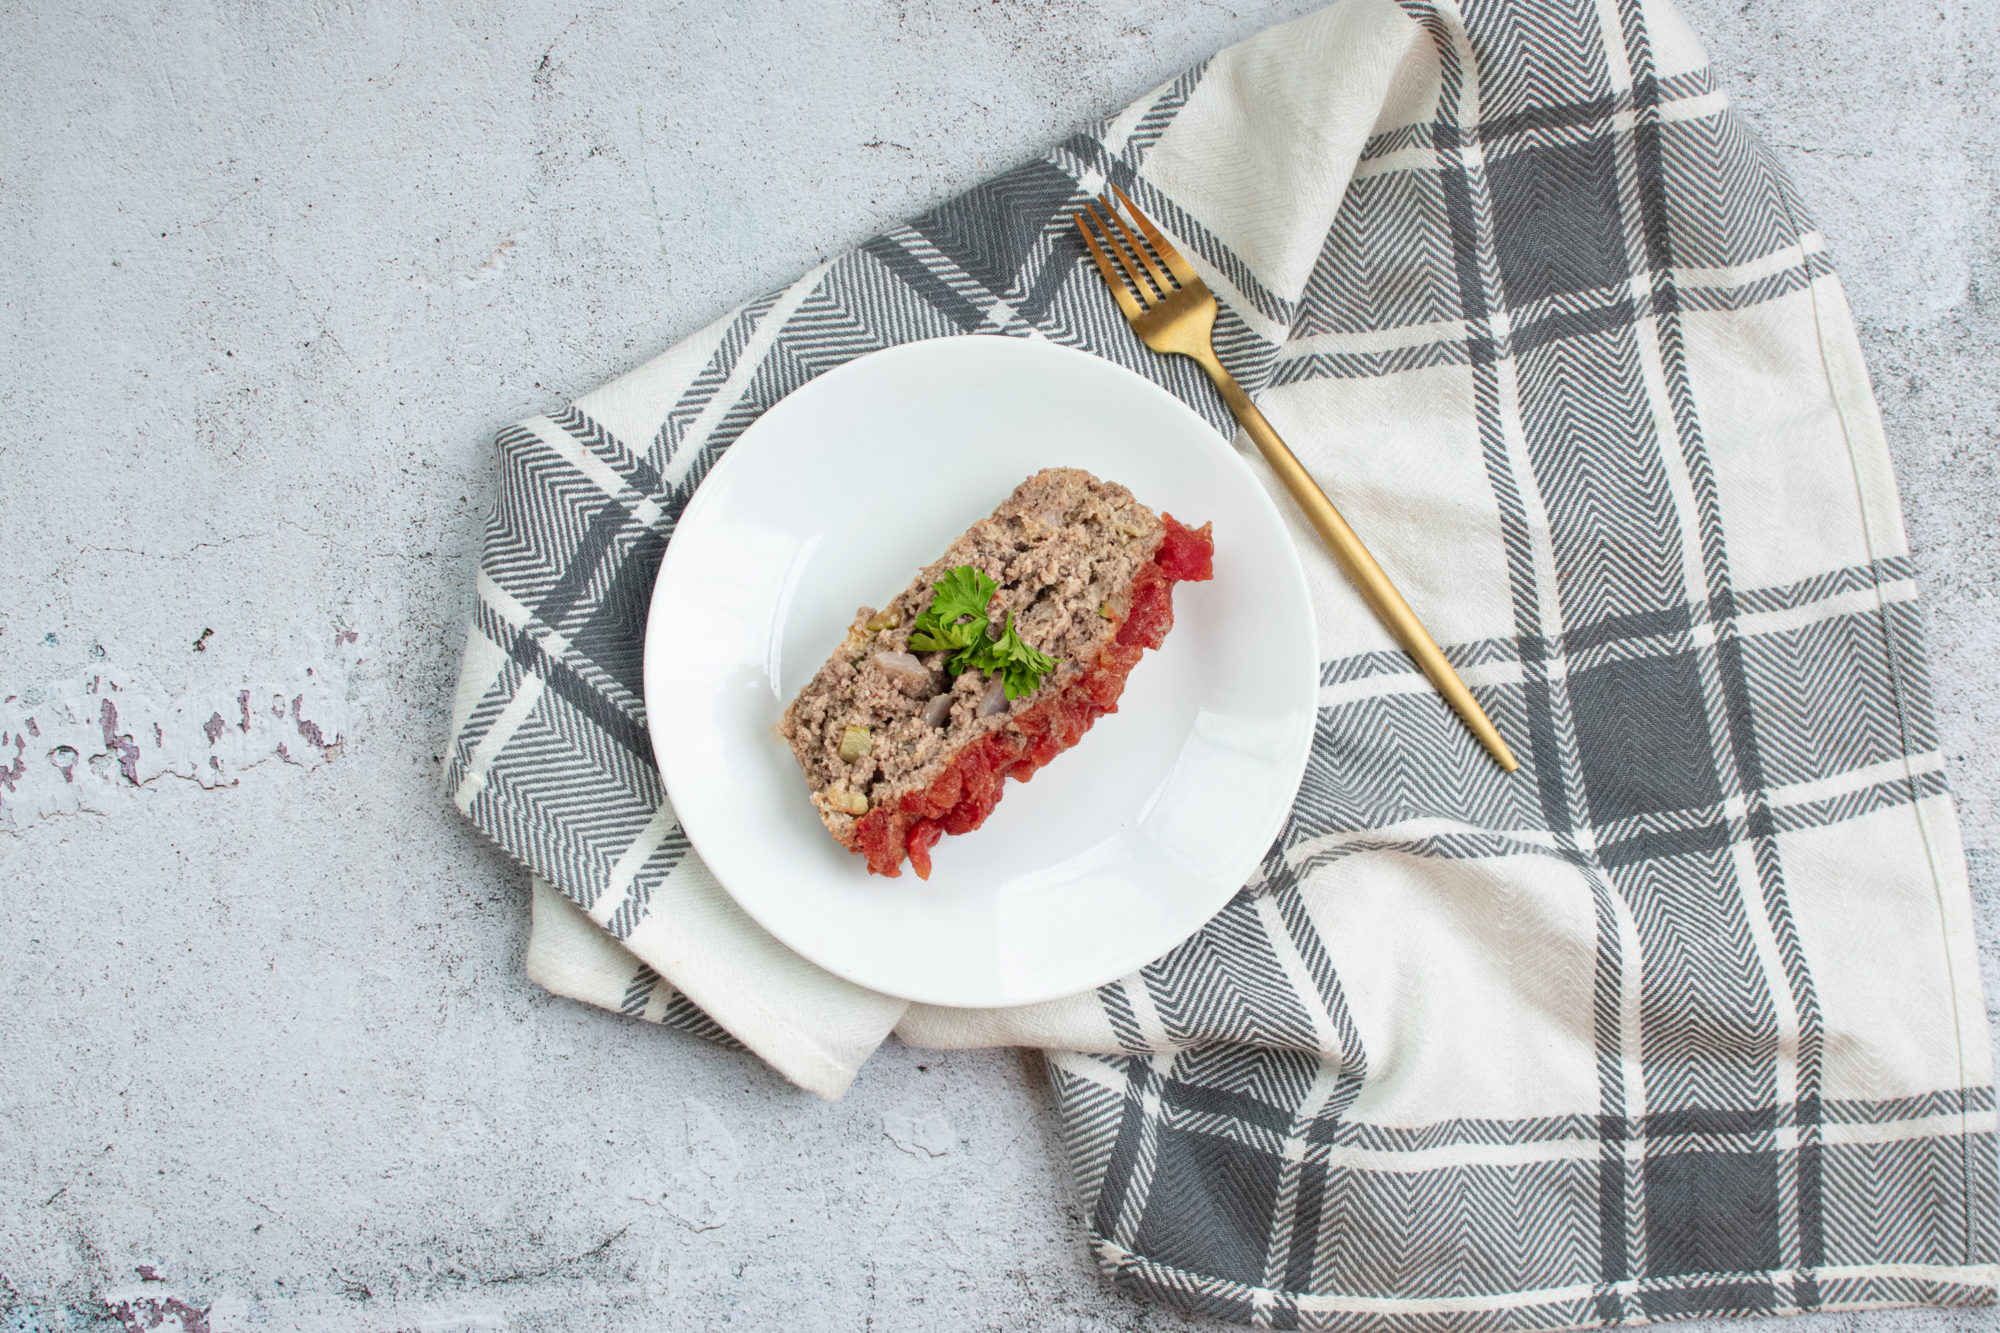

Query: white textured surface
(1, 1), (1994, 1330)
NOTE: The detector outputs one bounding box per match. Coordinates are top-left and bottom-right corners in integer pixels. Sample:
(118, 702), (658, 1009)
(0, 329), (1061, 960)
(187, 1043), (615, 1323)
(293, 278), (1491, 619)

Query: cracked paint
(620, 1100), (743, 1234)
(0, 734), (24, 797)
(102, 1289), (212, 1333)
(882, 1109), (955, 1159)
(99, 699), (141, 785)
(289, 697), (324, 748)
(0, 638), (359, 834)
(48, 746), (79, 784)
(1, 1282), (213, 1333)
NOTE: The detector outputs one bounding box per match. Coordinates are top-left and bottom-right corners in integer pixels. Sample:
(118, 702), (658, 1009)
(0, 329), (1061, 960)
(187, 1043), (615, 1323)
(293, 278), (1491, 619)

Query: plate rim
(643, 333), (1318, 1006)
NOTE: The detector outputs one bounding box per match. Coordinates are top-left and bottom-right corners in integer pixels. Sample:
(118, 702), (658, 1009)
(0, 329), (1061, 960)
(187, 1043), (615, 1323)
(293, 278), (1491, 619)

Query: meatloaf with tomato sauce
(779, 467), (1214, 878)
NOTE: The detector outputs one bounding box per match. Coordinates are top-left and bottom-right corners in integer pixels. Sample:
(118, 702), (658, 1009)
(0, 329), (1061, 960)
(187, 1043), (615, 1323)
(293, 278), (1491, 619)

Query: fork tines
(1074, 188), (1199, 315)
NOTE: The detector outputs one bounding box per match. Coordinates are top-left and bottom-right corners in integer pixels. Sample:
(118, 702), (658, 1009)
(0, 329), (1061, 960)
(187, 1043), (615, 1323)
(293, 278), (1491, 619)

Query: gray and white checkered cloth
(446, 0), (1998, 1324)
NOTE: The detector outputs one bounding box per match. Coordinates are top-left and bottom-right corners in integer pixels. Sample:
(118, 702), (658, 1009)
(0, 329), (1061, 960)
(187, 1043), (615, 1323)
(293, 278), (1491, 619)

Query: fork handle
(1197, 356), (1519, 773)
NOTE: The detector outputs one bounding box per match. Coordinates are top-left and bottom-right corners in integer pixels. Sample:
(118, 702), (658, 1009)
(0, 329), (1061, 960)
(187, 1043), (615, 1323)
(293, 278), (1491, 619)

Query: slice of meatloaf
(779, 467), (1214, 879)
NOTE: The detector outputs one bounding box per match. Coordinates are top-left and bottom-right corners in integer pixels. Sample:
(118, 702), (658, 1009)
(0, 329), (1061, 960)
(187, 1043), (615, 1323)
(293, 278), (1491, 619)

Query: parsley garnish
(985, 611), (1060, 699)
(908, 566), (997, 672)
(905, 565), (1060, 698)
(909, 615), (986, 673)
(916, 566), (996, 629)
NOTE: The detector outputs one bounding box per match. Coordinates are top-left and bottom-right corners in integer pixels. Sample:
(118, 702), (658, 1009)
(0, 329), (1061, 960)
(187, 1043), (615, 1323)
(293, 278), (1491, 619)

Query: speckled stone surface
(1, 2), (1994, 1329)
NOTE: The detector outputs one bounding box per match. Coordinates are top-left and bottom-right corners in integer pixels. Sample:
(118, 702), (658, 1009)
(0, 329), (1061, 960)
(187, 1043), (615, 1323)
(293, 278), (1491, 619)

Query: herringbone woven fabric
(447, 0), (1998, 1324)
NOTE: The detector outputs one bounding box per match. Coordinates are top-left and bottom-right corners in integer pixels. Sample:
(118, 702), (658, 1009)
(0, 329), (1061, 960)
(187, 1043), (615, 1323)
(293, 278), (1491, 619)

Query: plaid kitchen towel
(447, 0), (1998, 1324)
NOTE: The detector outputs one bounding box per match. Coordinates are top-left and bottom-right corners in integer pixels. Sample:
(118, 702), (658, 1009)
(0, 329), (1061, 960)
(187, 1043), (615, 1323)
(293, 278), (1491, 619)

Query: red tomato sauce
(851, 515), (1214, 879)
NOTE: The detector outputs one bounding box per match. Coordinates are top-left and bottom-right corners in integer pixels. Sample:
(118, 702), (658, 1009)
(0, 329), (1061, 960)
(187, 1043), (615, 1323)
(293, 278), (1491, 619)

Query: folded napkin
(448, 0), (1998, 1323)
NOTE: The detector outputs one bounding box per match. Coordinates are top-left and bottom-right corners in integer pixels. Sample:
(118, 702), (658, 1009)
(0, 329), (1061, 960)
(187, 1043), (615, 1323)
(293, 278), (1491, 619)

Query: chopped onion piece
(870, 650), (931, 695)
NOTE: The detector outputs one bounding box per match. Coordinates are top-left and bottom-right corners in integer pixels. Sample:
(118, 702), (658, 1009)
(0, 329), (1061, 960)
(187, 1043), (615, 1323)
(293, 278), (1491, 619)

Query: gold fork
(1076, 188), (1517, 772)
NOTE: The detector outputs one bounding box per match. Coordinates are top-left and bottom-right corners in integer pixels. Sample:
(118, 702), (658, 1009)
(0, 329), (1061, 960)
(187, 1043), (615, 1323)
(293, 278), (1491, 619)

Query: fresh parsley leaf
(909, 565), (998, 667)
(979, 612), (1060, 699)
(907, 615), (983, 664)
(909, 566), (995, 652)
(906, 565), (1059, 698)
(926, 566), (998, 627)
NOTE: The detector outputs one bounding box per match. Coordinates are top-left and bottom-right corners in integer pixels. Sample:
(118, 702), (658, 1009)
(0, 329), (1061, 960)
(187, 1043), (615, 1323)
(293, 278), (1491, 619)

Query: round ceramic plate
(644, 336), (1317, 1008)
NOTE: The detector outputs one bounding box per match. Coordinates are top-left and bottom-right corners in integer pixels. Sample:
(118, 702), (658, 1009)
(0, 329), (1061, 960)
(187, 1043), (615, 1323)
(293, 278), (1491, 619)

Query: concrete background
(1, 0), (1994, 1329)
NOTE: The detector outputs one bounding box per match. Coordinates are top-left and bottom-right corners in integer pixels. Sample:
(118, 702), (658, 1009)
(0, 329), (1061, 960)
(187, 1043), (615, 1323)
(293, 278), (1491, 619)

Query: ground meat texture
(778, 467), (1215, 879)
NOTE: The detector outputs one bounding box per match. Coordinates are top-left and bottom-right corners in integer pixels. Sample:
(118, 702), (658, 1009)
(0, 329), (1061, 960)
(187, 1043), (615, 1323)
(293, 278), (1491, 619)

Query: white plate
(644, 336), (1317, 1008)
